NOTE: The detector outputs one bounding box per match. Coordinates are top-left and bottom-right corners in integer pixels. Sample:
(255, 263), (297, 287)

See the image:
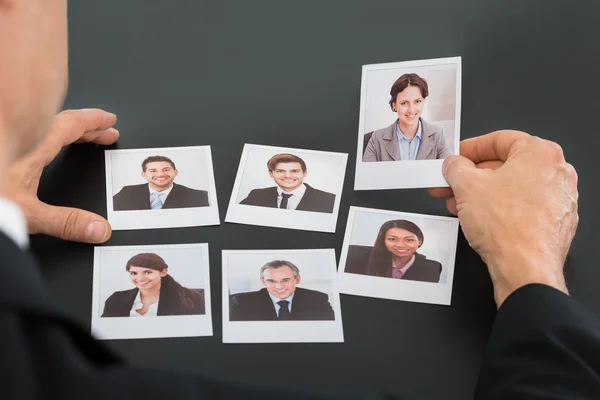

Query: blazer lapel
(416, 120), (437, 160)
(383, 122), (400, 161)
(259, 288), (278, 320)
(133, 184), (152, 210)
(296, 185), (313, 211)
(267, 187), (279, 208)
(162, 183), (180, 209)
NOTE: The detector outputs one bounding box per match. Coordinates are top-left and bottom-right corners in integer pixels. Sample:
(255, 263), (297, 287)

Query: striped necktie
(150, 193), (164, 210)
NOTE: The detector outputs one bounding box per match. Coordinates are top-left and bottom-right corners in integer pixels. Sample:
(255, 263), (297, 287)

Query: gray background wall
(32, 1), (600, 398)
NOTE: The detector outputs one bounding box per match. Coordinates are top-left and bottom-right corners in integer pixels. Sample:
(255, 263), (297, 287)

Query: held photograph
(354, 56), (462, 190)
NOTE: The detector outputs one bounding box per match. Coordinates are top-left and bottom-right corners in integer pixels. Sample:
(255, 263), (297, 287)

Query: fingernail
(86, 221), (107, 243)
(108, 112), (117, 119)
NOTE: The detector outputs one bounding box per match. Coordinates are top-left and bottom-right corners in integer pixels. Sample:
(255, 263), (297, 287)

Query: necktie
(150, 193), (163, 210)
(277, 300), (291, 320)
(280, 193), (293, 209)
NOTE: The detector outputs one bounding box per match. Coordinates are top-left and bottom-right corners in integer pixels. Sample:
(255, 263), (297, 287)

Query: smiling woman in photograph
(365, 219), (442, 283)
(363, 73), (452, 162)
(101, 253), (205, 317)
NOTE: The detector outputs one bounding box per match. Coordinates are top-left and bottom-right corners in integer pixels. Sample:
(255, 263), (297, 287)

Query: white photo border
(354, 56), (462, 190)
(105, 146), (220, 230)
(222, 249), (344, 343)
(225, 144), (348, 233)
(338, 206), (459, 306)
(91, 243), (213, 340)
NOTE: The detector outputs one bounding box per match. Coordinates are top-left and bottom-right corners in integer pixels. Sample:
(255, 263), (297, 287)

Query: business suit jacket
(344, 245), (442, 283)
(229, 287), (335, 321)
(101, 287), (205, 317)
(239, 183), (336, 214)
(113, 182), (209, 211)
(3, 231), (600, 398)
(362, 119), (453, 162)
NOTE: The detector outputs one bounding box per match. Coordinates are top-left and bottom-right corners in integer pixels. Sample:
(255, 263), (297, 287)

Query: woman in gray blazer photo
(362, 73), (452, 162)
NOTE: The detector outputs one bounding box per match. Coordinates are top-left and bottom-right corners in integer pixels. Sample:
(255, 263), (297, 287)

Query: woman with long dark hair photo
(102, 253), (205, 317)
(365, 219), (442, 283)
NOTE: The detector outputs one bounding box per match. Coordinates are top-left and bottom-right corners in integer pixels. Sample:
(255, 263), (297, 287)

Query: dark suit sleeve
(101, 292), (120, 317)
(321, 295), (335, 320)
(229, 293), (243, 321)
(239, 190), (256, 205)
(313, 291), (335, 321)
(200, 190), (209, 207)
(113, 189), (124, 211)
(475, 284), (600, 399)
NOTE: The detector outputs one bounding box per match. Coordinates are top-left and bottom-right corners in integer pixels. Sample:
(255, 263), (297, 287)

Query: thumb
(30, 202), (112, 243)
(442, 155), (478, 194)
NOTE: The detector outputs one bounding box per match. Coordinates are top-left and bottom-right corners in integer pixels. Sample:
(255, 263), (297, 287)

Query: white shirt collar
(129, 290), (159, 317)
(268, 291), (295, 306)
(0, 197), (29, 249)
(148, 183), (174, 198)
(276, 183), (306, 197)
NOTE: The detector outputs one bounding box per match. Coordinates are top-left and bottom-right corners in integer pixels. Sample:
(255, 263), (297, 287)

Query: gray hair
(260, 260), (300, 279)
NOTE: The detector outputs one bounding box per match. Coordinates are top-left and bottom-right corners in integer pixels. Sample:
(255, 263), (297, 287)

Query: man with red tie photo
(229, 260), (335, 321)
(113, 155), (209, 211)
(239, 153), (335, 214)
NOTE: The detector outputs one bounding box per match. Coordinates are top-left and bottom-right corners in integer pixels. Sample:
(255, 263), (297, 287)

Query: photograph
(338, 207), (459, 305)
(222, 249), (344, 343)
(225, 144), (347, 233)
(91, 243), (213, 340)
(354, 56), (462, 190)
(105, 146), (220, 230)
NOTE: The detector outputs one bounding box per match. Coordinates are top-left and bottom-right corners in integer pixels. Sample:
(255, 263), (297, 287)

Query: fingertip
(85, 220), (111, 243)
(442, 155), (461, 176)
(428, 187), (454, 199)
(446, 197), (458, 215)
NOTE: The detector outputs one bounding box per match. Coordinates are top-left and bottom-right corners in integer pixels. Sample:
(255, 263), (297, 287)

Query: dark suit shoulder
(414, 253), (442, 271)
(304, 184), (335, 199)
(173, 183), (207, 195)
(104, 288), (137, 303)
(239, 187), (278, 207)
(294, 287), (329, 301)
(230, 289), (266, 303)
(102, 288), (137, 317)
(113, 183), (149, 197)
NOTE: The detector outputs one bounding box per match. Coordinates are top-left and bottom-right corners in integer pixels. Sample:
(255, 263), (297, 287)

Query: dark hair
(267, 153), (307, 173)
(388, 73), (429, 111)
(141, 156), (176, 172)
(366, 220), (424, 277)
(126, 253), (202, 313)
(260, 260), (300, 278)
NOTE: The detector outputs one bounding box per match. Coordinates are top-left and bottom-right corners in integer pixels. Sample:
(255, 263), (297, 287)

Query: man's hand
(9, 109), (120, 243)
(429, 130), (579, 307)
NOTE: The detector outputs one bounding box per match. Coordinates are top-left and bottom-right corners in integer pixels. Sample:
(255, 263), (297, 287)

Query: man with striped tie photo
(113, 155), (209, 211)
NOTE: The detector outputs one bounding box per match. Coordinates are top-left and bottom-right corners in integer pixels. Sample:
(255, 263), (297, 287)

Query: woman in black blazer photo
(367, 219), (442, 282)
(102, 253), (205, 317)
(346, 219), (442, 283)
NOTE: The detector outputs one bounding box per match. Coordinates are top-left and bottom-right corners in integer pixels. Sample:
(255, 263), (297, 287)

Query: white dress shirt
(148, 184), (174, 206)
(129, 290), (159, 317)
(268, 291), (295, 316)
(276, 184), (307, 210)
(0, 197), (29, 249)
